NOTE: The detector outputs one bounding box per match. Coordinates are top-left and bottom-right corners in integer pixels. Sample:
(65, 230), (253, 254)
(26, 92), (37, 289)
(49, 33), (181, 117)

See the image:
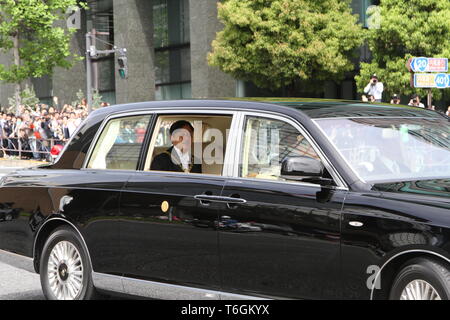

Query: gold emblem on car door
(161, 201), (169, 213)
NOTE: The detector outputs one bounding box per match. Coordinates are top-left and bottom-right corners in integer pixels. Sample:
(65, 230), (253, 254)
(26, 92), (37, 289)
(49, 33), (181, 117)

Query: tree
(0, 0), (86, 113)
(355, 0), (450, 101)
(7, 84), (39, 113)
(208, 0), (365, 94)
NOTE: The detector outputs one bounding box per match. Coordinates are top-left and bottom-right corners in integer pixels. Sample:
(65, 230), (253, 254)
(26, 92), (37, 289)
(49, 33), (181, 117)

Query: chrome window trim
(233, 111), (349, 190)
(80, 106), (348, 189)
(224, 112), (245, 178)
(53, 117), (89, 164)
(82, 108), (237, 171)
(92, 272), (269, 300)
(81, 113), (154, 170)
(313, 116), (442, 121)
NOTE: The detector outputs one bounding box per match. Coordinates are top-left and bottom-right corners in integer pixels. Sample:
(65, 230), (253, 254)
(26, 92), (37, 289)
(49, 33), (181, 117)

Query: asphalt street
(0, 161), (45, 300)
(0, 161), (120, 300)
(0, 254), (45, 300)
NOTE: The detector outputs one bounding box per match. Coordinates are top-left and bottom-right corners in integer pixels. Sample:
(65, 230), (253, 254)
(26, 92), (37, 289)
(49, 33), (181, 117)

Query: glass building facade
(351, 0), (380, 27)
(87, 0), (116, 104)
(153, 0), (191, 100)
(8, 0), (444, 109)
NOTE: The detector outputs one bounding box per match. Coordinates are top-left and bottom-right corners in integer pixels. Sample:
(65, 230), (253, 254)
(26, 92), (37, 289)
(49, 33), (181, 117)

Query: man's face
(171, 125), (193, 152)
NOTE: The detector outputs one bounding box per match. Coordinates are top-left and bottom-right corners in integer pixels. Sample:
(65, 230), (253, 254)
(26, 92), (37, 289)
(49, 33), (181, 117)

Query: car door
(80, 113), (152, 275)
(119, 110), (235, 298)
(218, 113), (347, 299)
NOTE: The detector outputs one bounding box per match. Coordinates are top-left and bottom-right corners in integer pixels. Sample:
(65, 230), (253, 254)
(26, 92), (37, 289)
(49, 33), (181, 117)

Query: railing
(0, 137), (67, 162)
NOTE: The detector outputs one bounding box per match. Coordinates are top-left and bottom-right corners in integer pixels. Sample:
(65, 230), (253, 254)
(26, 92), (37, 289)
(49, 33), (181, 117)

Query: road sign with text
(413, 73), (450, 88)
(409, 57), (448, 73)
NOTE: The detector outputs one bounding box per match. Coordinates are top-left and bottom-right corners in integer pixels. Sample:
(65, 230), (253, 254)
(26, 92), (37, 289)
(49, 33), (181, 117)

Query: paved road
(0, 161), (127, 300)
(0, 167), (21, 176)
(0, 250), (127, 300)
(0, 252), (45, 300)
(0, 161), (46, 299)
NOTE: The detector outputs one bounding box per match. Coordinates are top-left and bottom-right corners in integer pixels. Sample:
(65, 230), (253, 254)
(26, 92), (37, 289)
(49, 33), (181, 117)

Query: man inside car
(150, 120), (202, 173)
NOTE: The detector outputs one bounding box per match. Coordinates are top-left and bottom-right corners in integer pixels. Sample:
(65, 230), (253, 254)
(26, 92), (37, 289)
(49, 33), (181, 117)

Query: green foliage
(0, 0), (87, 83)
(71, 88), (101, 109)
(355, 0), (450, 100)
(7, 84), (39, 112)
(71, 89), (85, 107)
(91, 89), (103, 110)
(208, 0), (365, 90)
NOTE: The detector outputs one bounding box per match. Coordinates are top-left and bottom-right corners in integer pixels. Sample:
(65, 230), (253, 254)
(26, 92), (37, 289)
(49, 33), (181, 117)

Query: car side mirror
(281, 156), (324, 180)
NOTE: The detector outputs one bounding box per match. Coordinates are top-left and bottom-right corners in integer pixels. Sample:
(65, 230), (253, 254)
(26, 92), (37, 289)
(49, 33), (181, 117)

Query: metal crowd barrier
(0, 137), (67, 161)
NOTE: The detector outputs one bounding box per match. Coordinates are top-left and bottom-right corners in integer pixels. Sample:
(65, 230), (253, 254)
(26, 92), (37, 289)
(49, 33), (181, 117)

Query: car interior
(88, 115), (150, 171)
(144, 115), (233, 175)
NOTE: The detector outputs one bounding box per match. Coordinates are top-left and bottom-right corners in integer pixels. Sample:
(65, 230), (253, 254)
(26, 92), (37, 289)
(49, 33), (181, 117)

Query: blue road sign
(414, 73), (450, 88)
(410, 57), (448, 73)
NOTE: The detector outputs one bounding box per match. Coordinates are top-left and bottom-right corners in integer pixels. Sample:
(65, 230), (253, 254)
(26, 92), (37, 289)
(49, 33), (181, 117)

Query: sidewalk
(0, 157), (47, 168)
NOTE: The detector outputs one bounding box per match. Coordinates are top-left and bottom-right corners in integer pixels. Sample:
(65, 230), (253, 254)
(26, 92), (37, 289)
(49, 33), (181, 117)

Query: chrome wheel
(400, 280), (441, 300)
(47, 241), (84, 300)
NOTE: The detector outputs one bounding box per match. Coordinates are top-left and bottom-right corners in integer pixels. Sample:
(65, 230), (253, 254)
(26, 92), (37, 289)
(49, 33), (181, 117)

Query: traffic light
(117, 56), (128, 79)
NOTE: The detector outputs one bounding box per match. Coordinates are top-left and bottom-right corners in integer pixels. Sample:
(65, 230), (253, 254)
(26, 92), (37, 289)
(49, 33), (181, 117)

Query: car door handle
(194, 195), (247, 204)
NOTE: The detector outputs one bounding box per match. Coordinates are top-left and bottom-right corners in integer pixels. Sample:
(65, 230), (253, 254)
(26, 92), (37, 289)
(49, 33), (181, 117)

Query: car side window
(240, 116), (320, 181)
(87, 115), (150, 170)
(143, 114), (233, 175)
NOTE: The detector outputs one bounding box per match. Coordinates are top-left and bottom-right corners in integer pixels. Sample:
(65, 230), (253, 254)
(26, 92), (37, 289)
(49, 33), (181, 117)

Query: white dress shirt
(364, 82), (384, 101)
(173, 146), (191, 171)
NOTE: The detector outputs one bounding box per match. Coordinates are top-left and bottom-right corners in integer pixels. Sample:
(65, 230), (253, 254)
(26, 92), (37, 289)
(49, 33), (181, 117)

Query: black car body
(0, 99), (449, 300)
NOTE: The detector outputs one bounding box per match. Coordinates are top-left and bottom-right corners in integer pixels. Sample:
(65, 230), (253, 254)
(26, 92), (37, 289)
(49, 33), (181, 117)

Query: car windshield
(315, 117), (450, 183)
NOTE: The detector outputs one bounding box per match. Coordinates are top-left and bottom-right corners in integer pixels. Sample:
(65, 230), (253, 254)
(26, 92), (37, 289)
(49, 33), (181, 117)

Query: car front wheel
(39, 226), (97, 300)
(389, 257), (450, 300)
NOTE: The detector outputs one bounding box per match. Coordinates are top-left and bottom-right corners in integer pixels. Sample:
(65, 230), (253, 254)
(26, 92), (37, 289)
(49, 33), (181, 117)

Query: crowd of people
(0, 79), (448, 162)
(0, 100), (91, 160)
(361, 74), (450, 115)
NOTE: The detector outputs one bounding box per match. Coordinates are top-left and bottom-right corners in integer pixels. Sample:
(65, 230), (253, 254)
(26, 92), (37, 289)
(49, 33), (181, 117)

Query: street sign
(409, 57), (448, 73)
(413, 73), (450, 88)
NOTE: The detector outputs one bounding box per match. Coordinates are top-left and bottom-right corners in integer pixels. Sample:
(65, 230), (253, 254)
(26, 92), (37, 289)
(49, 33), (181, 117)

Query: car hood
(373, 178), (450, 200)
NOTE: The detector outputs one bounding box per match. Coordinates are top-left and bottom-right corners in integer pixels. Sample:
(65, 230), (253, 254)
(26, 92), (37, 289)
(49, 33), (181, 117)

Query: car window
(87, 115), (150, 170)
(316, 117), (450, 183)
(240, 116), (320, 181)
(144, 114), (232, 175)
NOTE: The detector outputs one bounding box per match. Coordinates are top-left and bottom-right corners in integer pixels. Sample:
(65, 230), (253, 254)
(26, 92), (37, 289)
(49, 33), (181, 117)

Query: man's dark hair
(169, 120), (194, 135)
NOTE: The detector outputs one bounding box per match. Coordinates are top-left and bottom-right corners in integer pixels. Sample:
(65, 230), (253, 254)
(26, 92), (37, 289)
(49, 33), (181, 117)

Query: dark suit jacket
(150, 146), (202, 173)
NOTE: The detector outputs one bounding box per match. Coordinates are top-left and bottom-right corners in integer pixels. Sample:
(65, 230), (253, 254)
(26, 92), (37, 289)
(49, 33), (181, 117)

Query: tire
(39, 226), (98, 300)
(389, 257), (450, 300)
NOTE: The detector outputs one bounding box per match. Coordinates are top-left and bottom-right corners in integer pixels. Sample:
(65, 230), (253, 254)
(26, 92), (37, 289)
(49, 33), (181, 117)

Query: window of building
(31, 74), (53, 106)
(351, 0), (380, 28)
(87, 115), (151, 170)
(153, 0), (191, 100)
(87, 0), (116, 105)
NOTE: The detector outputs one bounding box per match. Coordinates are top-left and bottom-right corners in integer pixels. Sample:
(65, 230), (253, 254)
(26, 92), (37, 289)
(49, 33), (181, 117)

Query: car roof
(91, 98), (444, 120)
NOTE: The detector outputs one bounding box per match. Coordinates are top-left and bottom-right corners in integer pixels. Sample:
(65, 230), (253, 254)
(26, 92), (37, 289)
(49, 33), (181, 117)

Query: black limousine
(0, 99), (449, 300)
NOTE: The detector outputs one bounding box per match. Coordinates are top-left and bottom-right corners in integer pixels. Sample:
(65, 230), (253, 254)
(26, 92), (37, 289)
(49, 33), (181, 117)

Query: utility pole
(85, 32), (93, 112)
(85, 32), (127, 113)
